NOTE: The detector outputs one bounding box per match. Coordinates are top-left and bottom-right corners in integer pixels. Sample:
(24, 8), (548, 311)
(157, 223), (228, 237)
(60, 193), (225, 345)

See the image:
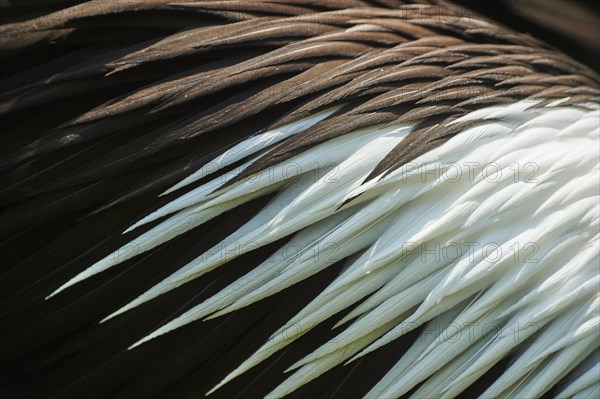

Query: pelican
(0, 1), (598, 398)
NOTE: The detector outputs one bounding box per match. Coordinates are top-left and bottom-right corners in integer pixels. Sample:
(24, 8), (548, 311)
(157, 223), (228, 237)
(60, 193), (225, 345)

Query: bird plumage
(1, 1), (598, 398)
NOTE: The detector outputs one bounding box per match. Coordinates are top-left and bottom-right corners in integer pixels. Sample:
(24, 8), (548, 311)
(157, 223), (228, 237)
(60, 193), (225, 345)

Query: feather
(2, 1), (599, 398)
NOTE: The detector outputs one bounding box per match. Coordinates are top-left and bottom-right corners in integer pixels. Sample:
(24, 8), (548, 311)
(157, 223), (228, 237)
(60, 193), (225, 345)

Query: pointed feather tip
(205, 385), (221, 397)
(332, 314), (353, 329)
(122, 209), (172, 234)
(86, 201), (114, 217)
(129, 303), (224, 350)
(335, 193), (360, 211)
(205, 371), (241, 396)
(45, 289), (61, 301)
(45, 277), (81, 300)
(344, 348), (368, 366)
(159, 183), (179, 197)
(333, 181), (374, 214)
(283, 364), (296, 374)
(127, 327), (166, 350)
(284, 358), (305, 373)
(122, 220), (143, 234)
(100, 279), (185, 324)
(159, 170), (205, 196)
(99, 302), (136, 324)
(203, 305), (235, 321)
(106, 62), (138, 76)
(128, 336), (150, 351)
(336, 169), (386, 212)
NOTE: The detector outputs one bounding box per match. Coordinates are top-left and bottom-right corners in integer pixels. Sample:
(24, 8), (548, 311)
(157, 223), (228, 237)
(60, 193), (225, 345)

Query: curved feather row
(1, 1), (599, 398)
(44, 97), (600, 398)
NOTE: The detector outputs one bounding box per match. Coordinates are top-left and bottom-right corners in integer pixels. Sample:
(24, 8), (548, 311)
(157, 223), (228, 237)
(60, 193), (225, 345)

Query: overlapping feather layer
(48, 98), (599, 398)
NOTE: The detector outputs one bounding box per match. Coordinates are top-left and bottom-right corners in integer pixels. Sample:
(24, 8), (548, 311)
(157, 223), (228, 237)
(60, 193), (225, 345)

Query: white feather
(47, 99), (600, 398)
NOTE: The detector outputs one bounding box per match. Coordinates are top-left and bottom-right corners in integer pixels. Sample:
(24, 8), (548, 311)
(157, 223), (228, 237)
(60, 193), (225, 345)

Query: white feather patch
(48, 99), (600, 398)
